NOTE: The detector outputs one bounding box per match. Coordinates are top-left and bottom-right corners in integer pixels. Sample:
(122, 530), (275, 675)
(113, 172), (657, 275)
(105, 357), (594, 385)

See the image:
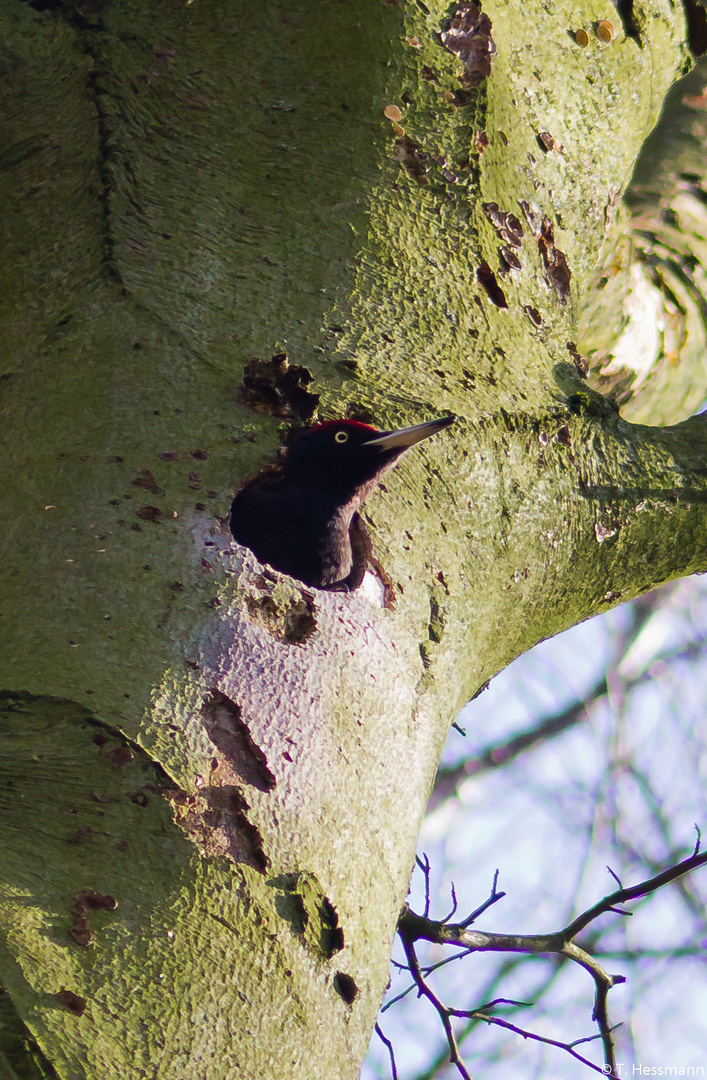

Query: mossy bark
(580, 54), (707, 424)
(0, 2), (700, 1079)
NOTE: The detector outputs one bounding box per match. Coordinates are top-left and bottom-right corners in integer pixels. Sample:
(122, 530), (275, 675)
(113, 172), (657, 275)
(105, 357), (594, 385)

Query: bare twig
(460, 869), (504, 927)
(606, 865), (622, 889)
(440, 881), (458, 924)
(395, 847), (707, 1079)
(398, 932), (473, 1080)
(564, 848), (707, 939)
(472, 1013), (616, 1076)
(375, 1023), (399, 1080)
(429, 680), (606, 809)
(383, 950), (476, 1012)
(415, 853), (431, 919)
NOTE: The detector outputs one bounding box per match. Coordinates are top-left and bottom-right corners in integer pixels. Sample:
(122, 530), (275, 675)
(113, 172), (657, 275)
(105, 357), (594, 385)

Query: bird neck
(284, 473), (381, 519)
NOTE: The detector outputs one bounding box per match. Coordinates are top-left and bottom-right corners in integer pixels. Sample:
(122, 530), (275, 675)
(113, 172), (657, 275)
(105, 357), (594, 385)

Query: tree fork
(0, 1), (696, 1078)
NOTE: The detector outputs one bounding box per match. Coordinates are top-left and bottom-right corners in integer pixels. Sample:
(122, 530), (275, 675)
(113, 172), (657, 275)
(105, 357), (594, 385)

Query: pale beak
(364, 414), (456, 451)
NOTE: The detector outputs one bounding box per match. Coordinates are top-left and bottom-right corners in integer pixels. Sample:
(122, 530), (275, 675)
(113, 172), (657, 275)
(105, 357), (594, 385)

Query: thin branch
(399, 932), (473, 1080)
(415, 853), (432, 919)
(471, 1013), (615, 1076)
(440, 881), (458, 924)
(430, 635), (707, 810)
(375, 1023), (399, 1080)
(382, 949), (478, 1013)
(459, 869), (504, 927)
(413, 955), (565, 1080)
(429, 679), (606, 809)
(606, 865), (622, 889)
(474, 997), (532, 1012)
(396, 849), (707, 1079)
(564, 847), (707, 938)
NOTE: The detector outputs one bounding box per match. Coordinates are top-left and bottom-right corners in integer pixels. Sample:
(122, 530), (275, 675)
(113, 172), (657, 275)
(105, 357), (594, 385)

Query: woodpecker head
(283, 415), (456, 494)
(230, 413), (456, 588)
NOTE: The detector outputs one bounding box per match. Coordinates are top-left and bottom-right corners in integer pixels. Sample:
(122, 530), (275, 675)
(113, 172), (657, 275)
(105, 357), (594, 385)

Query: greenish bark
(580, 54), (707, 423)
(0, 1), (699, 1079)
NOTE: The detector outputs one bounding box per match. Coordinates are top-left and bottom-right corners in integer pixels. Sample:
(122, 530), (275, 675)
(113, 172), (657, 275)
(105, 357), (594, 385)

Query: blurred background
(363, 574), (707, 1079)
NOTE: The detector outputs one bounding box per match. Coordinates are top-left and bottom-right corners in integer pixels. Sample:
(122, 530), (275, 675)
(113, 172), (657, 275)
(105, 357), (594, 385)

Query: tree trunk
(0, 2), (700, 1078)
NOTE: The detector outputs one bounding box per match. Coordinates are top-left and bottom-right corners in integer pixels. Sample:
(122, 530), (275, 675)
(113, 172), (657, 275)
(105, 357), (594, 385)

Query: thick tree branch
(0, 1), (694, 1077)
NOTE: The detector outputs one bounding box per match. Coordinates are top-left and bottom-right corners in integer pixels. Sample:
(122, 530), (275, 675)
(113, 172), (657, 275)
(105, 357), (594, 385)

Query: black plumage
(230, 415), (455, 590)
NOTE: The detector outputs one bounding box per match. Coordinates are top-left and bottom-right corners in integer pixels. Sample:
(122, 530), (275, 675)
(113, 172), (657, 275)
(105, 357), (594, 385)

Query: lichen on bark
(0, 1), (704, 1078)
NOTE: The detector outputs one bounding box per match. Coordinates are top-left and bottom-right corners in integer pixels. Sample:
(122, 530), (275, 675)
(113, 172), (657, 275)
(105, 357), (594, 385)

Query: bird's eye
(334, 430), (349, 444)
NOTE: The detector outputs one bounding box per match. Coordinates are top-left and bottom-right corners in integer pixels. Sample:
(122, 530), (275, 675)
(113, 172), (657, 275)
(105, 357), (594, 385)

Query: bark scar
(270, 872), (345, 958)
(203, 690), (276, 792)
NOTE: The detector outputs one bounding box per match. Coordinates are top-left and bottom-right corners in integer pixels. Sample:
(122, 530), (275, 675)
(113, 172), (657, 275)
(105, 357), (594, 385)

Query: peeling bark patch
(556, 424), (571, 447)
(275, 885), (309, 935)
(73, 889), (117, 911)
(67, 920), (92, 947)
(170, 785), (268, 873)
(319, 896), (345, 956)
(136, 505), (162, 522)
(436, 570), (450, 595)
(68, 889), (117, 947)
(284, 592), (317, 643)
(369, 552), (397, 610)
(131, 470), (163, 495)
(428, 594), (446, 644)
(474, 130), (489, 154)
(203, 691), (276, 792)
(482, 203), (523, 247)
(519, 199), (542, 235)
(537, 131), (562, 154)
(538, 223), (571, 301)
(271, 873), (344, 958)
(244, 586), (318, 646)
(240, 354), (319, 423)
(477, 261), (508, 308)
(393, 136), (429, 185)
(595, 521), (618, 543)
(499, 245), (521, 272)
(56, 989), (87, 1016)
(439, 2), (494, 86)
(566, 340), (588, 378)
(523, 305), (542, 327)
(106, 746), (133, 768)
(333, 972), (358, 1005)
(217, 787), (268, 872)
(520, 203), (571, 302)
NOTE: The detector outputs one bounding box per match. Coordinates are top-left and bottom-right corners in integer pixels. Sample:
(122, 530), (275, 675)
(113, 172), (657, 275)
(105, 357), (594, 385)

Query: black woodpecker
(229, 415), (455, 590)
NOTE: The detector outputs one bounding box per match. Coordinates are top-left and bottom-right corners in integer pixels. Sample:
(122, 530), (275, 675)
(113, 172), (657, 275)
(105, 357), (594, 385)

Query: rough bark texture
(580, 53), (707, 423)
(0, 1), (702, 1079)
